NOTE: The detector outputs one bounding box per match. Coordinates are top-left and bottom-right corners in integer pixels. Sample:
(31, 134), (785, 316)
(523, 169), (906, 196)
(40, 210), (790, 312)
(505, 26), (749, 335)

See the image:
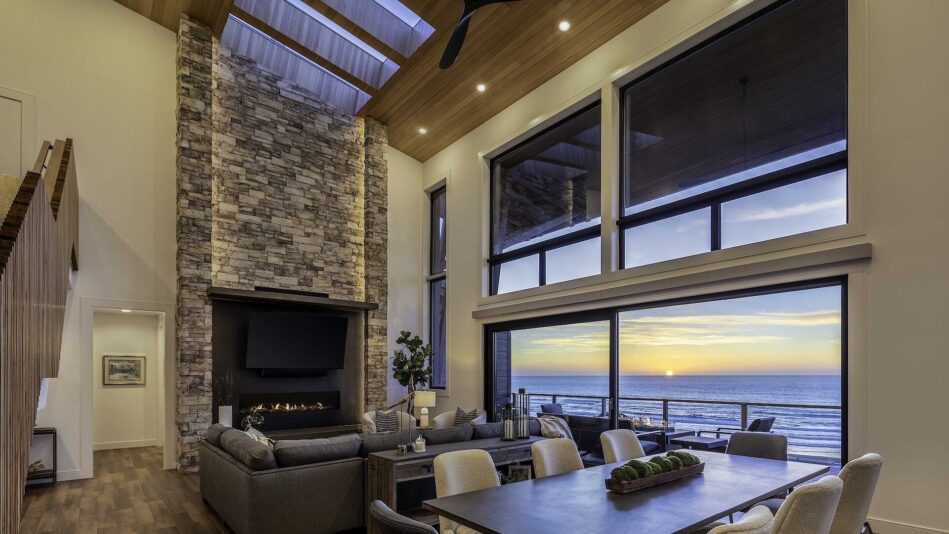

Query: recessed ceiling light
(121, 309), (132, 313)
(476, 83), (487, 93)
(418, 127), (428, 135)
(558, 20), (571, 32)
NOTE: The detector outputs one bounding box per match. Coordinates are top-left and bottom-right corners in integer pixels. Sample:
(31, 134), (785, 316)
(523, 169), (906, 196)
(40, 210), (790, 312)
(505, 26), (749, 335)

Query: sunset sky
(510, 286), (842, 376)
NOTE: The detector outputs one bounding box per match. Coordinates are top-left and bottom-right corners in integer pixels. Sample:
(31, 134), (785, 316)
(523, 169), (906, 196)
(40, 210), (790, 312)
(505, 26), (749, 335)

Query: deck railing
(525, 392), (841, 431)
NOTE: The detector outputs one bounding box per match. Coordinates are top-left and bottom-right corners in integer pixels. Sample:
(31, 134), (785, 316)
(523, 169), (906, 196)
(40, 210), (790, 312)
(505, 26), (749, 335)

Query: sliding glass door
(485, 279), (846, 465)
(618, 284), (844, 464)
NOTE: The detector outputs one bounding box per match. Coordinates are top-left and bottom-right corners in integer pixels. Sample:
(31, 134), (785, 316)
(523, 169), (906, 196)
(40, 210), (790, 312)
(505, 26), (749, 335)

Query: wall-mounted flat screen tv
(245, 311), (348, 370)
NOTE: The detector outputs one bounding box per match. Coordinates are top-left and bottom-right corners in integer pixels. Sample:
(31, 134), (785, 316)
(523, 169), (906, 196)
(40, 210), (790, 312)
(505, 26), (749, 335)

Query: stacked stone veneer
(176, 14), (388, 471)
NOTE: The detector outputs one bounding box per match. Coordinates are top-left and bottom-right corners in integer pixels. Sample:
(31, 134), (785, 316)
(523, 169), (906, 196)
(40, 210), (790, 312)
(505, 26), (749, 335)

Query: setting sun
(665, 370), (675, 376)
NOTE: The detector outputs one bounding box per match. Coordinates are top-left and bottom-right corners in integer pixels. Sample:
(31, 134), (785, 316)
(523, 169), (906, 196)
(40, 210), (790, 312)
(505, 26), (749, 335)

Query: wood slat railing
(0, 139), (79, 533)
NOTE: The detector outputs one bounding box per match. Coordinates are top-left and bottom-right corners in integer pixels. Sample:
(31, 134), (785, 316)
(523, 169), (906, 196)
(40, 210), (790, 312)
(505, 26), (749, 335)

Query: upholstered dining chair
(726, 431), (788, 461)
(360, 410), (416, 433)
(532, 438), (584, 478)
(600, 429), (647, 464)
(821, 453), (883, 534)
(773, 475), (843, 534)
(707, 506), (774, 534)
(369, 500), (438, 534)
(433, 450), (500, 534)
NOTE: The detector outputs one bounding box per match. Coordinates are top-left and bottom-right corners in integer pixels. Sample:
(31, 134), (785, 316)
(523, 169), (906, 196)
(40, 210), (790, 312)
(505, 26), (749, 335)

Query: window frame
(617, 0), (848, 270)
(428, 185), (447, 390)
(483, 276), (849, 466)
(488, 101), (603, 295)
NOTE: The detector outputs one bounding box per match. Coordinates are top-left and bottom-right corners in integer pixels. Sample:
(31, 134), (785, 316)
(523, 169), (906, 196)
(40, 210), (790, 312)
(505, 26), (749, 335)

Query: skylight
(235, 0), (400, 89)
(221, 15), (371, 114)
(283, 0), (387, 62)
(320, 0), (435, 58)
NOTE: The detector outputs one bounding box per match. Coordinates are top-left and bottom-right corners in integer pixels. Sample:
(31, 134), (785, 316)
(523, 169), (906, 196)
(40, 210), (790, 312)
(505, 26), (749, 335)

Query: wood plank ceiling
(113, 0), (669, 161)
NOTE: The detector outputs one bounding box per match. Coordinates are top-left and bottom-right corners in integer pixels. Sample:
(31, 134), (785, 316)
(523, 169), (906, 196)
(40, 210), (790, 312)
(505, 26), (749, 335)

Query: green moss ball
(649, 456), (674, 473)
(611, 466), (640, 481)
(624, 460), (653, 478)
(665, 454), (683, 470)
(669, 450), (699, 467)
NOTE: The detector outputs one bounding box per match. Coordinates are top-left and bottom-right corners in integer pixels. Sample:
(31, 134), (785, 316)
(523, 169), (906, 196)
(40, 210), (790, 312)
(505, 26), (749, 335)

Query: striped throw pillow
(454, 407), (480, 427)
(374, 410), (400, 433)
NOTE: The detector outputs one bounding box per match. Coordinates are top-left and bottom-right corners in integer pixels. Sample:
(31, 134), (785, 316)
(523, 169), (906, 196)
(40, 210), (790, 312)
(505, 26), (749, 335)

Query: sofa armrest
(200, 441), (365, 534)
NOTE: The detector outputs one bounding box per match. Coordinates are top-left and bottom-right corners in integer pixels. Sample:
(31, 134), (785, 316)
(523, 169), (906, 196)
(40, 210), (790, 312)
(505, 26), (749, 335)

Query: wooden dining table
(423, 450), (829, 534)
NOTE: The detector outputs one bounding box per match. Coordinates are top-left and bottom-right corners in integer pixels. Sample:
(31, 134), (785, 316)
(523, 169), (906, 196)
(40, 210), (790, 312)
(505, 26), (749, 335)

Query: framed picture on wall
(102, 354), (146, 385)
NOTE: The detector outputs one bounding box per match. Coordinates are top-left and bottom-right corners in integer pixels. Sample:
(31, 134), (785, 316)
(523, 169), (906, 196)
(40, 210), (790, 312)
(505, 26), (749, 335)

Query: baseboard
(869, 517), (949, 534)
(93, 439), (161, 451)
(54, 468), (85, 482)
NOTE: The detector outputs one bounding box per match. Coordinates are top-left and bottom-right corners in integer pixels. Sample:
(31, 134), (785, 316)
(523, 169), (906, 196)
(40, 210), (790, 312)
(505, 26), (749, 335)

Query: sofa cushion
(422, 424), (473, 445)
(206, 423), (229, 447)
(219, 428), (278, 470)
(360, 430), (419, 456)
(273, 433), (362, 467)
(472, 422), (502, 439)
(454, 407), (482, 426)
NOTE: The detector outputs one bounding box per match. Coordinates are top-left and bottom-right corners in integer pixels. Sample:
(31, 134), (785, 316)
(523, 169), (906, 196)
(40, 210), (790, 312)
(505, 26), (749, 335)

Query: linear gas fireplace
(238, 391), (340, 431)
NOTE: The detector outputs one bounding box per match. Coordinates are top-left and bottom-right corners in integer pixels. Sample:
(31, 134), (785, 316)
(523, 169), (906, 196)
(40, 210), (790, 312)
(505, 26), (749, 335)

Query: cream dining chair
(829, 453), (884, 534)
(773, 475), (843, 534)
(708, 506), (774, 534)
(600, 429), (647, 464)
(531, 438), (584, 478)
(433, 449), (500, 534)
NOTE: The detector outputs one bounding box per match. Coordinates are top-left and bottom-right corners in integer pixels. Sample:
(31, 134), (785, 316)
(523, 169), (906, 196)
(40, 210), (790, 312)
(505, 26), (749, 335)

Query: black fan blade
(439, 12), (473, 69)
(439, 0), (521, 70)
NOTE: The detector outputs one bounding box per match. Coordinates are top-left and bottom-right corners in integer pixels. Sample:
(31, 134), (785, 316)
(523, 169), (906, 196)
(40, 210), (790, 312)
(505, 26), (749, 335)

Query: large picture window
(490, 103), (601, 295)
(487, 279), (846, 466)
(620, 0), (847, 269)
(429, 186), (447, 389)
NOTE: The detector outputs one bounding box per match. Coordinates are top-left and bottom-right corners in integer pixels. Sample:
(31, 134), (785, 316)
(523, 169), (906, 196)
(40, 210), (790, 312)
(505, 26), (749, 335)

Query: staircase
(0, 139), (79, 533)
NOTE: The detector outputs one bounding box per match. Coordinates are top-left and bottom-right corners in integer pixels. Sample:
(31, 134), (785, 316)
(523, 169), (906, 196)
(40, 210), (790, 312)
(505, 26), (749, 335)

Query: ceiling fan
(439, 0), (521, 70)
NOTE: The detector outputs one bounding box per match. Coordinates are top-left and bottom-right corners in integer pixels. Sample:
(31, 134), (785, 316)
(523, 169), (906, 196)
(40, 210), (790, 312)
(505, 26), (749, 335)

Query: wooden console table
(366, 436), (543, 533)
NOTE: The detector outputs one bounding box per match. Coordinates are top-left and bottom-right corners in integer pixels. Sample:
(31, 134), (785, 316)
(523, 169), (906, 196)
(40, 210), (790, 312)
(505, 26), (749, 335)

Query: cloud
(734, 198), (845, 221)
(621, 310), (841, 328)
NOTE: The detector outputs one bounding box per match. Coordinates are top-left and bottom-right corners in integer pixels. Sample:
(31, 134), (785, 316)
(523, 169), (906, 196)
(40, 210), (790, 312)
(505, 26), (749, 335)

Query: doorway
(92, 308), (166, 454)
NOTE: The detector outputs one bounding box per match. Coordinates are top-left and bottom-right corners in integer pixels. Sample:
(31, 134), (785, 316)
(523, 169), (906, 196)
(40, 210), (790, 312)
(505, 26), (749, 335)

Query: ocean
(511, 374), (842, 464)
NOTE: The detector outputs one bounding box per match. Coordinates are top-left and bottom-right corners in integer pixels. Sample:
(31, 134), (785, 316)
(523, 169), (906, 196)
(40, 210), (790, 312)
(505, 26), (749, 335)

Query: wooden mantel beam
(231, 6), (377, 97)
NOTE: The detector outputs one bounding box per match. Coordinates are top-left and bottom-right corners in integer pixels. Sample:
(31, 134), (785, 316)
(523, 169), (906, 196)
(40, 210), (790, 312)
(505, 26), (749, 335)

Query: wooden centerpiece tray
(605, 462), (705, 494)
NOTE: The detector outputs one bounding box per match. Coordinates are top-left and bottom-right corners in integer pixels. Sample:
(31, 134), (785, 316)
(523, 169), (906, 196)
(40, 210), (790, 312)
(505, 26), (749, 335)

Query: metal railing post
(662, 400), (669, 423)
(741, 404), (748, 430)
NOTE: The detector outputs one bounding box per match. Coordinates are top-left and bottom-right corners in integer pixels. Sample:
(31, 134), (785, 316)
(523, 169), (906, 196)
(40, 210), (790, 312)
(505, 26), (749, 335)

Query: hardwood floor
(20, 447), (231, 533)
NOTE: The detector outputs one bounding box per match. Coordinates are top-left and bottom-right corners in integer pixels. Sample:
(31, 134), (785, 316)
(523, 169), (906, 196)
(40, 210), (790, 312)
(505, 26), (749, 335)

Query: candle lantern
(501, 403), (516, 441)
(514, 388), (530, 439)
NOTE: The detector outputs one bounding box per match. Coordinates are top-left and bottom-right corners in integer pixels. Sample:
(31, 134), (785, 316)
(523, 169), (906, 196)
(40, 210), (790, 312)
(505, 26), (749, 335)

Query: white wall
(385, 145), (424, 403)
(420, 1), (949, 532)
(93, 311), (163, 450)
(0, 0), (178, 479)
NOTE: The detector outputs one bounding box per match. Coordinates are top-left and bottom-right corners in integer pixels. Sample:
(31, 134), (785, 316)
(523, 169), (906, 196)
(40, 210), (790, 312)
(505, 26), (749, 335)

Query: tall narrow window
(620, 0), (847, 268)
(429, 186), (447, 389)
(490, 103), (602, 295)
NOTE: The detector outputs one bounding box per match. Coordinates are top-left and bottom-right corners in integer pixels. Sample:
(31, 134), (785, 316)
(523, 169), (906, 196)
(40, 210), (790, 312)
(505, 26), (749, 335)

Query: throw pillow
(273, 434), (362, 467)
(422, 424), (474, 445)
(454, 407), (481, 427)
(374, 410), (400, 433)
(245, 427), (275, 448)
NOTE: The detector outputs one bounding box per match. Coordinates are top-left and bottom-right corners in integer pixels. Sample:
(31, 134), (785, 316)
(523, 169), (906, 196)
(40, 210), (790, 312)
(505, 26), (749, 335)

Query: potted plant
(213, 369), (235, 427)
(392, 330), (433, 415)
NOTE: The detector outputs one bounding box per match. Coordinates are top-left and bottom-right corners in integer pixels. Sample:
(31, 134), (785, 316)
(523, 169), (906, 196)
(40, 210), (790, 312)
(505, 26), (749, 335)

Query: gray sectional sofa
(200, 422), (540, 534)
